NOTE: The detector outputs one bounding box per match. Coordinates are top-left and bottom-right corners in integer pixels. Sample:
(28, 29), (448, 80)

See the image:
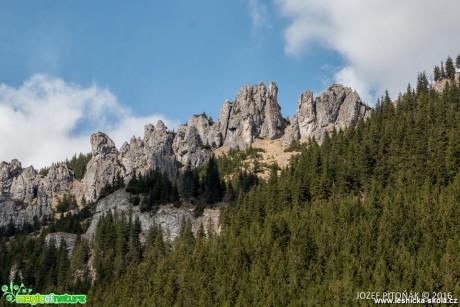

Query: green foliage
(126, 169), (174, 212)
(445, 56), (456, 79)
(202, 157), (222, 205)
(66, 153), (92, 180)
(86, 63), (460, 305)
(284, 139), (305, 152)
(3, 57), (460, 306)
(38, 167), (49, 177)
(125, 158), (226, 215)
(201, 143), (212, 150)
(434, 65), (441, 81)
(208, 116), (214, 125)
(416, 71), (429, 95)
(217, 146), (265, 177)
(56, 194), (77, 213)
(98, 171), (125, 200)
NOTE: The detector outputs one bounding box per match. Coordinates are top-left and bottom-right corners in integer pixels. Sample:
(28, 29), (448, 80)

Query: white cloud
(245, 0), (270, 32)
(0, 74), (179, 168)
(276, 0), (460, 104)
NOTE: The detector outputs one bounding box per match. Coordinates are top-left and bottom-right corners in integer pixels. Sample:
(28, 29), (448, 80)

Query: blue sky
(0, 1), (340, 121)
(1, 0), (459, 167)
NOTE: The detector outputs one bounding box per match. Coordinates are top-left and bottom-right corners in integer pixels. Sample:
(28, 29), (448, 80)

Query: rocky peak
(0, 160), (75, 227)
(268, 80), (278, 98)
(143, 121), (177, 176)
(0, 160), (23, 195)
(82, 132), (122, 203)
(284, 84), (371, 143)
(0, 80), (373, 226)
(188, 114), (211, 144)
(222, 81), (285, 149)
(315, 84), (362, 129)
(90, 132), (117, 158)
(156, 120), (166, 131)
(144, 123), (155, 137)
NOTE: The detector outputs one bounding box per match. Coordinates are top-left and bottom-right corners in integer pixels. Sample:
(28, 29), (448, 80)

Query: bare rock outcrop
(0, 161), (74, 226)
(81, 121), (179, 203)
(172, 115), (214, 168)
(45, 232), (79, 256)
(0, 160), (23, 196)
(172, 125), (212, 168)
(81, 132), (124, 203)
(284, 84), (371, 143)
(0, 80), (373, 228)
(120, 121), (178, 179)
(83, 190), (220, 242)
(223, 81), (285, 149)
(142, 121), (178, 177)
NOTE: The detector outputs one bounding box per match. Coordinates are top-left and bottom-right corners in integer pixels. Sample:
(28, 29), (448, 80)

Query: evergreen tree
(202, 156), (222, 205)
(56, 240), (70, 290)
(416, 72), (429, 94)
(179, 162), (196, 200)
(434, 65), (441, 81)
(126, 216), (142, 266)
(446, 56), (456, 79)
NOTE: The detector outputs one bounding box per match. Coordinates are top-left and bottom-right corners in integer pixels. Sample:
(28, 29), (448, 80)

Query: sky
(0, 0), (459, 168)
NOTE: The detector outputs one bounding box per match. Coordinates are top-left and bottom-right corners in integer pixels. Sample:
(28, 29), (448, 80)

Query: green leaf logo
(2, 282), (33, 303)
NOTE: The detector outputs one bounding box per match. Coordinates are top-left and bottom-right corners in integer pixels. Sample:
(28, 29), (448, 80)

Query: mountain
(84, 66), (460, 306)
(0, 81), (369, 227)
(1, 56), (460, 305)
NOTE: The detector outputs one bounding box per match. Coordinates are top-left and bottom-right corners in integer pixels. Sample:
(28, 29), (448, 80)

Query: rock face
(223, 81), (285, 149)
(284, 84), (371, 143)
(0, 161), (74, 227)
(81, 121), (179, 203)
(0, 81), (371, 228)
(141, 121), (178, 177)
(83, 190), (220, 242)
(172, 115), (213, 168)
(81, 132), (124, 203)
(45, 232), (79, 257)
(119, 121), (178, 179)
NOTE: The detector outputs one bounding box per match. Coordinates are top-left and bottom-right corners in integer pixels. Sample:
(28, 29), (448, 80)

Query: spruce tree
(441, 61), (446, 79)
(445, 56), (456, 79)
(202, 156), (222, 205)
(434, 65), (441, 81)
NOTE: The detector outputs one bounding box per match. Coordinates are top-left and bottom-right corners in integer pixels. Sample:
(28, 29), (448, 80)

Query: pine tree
(445, 56), (456, 79)
(202, 156), (222, 205)
(441, 61), (446, 79)
(127, 216), (142, 266)
(416, 72), (429, 94)
(126, 172), (140, 194)
(56, 240), (70, 290)
(180, 162), (195, 200)
(434, 65), (441, 81)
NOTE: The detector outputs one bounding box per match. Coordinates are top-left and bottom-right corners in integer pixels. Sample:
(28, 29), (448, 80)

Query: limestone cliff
(284, 84), (371, 143)
(0, 81), (371, 228)
(0, 161), (74, 226)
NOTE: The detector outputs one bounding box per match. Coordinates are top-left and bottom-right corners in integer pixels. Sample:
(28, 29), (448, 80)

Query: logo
(2, 282), (86, 305)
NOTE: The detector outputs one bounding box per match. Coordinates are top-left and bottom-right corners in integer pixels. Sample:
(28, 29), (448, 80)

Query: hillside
(84, 64), (460, 306)
(0, 55), (459, 306)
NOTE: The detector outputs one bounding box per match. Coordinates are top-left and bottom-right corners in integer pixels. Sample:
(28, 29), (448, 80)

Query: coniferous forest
(1, 59), (460, 305)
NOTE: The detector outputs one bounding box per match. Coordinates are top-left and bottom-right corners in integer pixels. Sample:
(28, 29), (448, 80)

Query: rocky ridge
(284, 84), (371, 144)
(0, 81), (370, 227)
